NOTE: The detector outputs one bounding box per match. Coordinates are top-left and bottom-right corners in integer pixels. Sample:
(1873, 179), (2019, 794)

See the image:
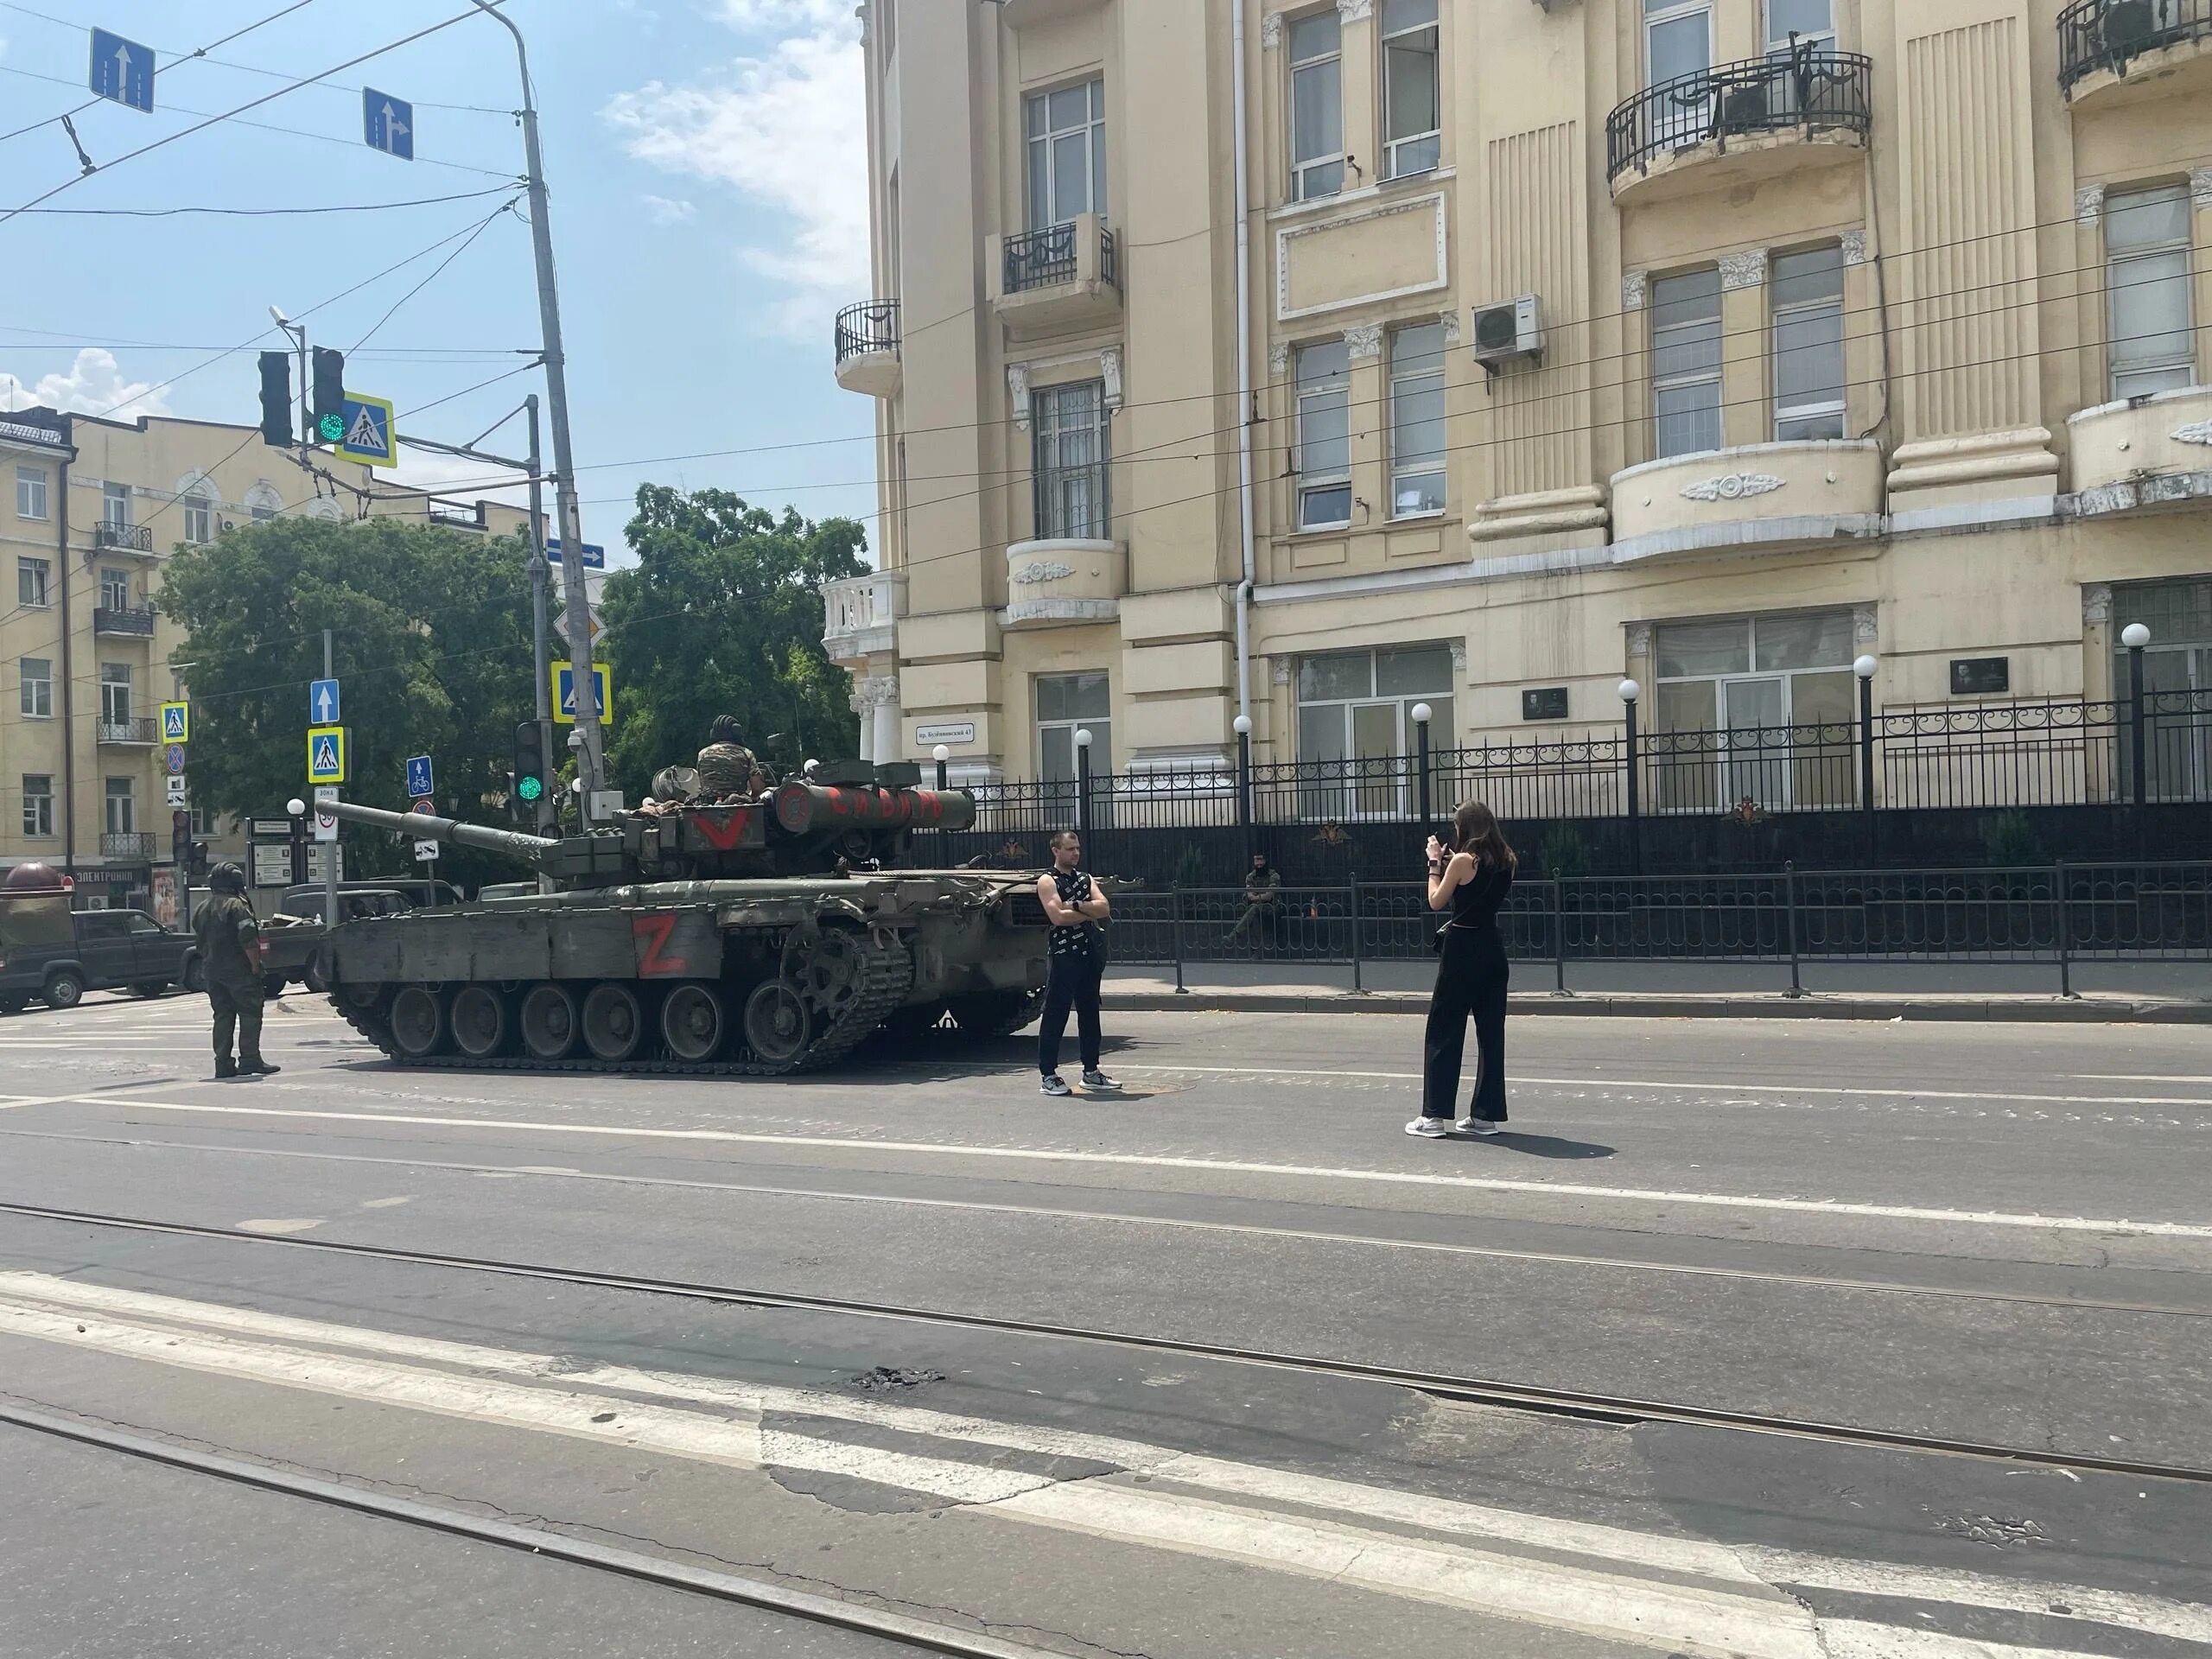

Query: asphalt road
(0, 988), (2208, 1659)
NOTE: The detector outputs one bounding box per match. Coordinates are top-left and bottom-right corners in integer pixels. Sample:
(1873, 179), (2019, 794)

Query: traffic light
(257, 351), (292, 447)
(310, 346), (346, 443)
(512, 721), (549, 819)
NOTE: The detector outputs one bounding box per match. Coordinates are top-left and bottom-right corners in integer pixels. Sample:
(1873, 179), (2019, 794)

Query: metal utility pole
(322, 628), (340, 928)
(470, 1), (605, 815)
(525, 394), (556, 837)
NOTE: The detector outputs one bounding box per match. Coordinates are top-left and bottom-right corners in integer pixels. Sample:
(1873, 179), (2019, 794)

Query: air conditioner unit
(1469, 296), (1543, 369)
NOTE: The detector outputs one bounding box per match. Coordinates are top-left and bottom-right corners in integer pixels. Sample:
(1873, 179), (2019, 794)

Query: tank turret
(320, 762), (979, 886)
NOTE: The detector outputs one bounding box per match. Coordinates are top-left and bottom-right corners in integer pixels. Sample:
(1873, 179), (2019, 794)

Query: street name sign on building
(550, 661), (613, 725)
(313, 785), (340, 844)
(405, 754), (435, 799)
(332, 393), (397, 467)
(916, 722), (976, 747)
(160, 701), (189, 742)
(310, 678), (341, 725)
(88, 29), (155, 112)
(363, 88), (413, 160)
(308, 726), (347, 785)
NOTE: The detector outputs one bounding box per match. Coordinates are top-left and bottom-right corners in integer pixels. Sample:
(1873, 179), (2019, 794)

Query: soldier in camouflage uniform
(192, 862), (280, 1079)
(695, 715), (764, 800)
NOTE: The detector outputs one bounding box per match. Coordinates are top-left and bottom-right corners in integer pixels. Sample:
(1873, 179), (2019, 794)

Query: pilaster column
(1719, 249), (1769, 451)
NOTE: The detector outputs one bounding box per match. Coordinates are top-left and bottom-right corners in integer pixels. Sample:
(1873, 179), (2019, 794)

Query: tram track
(3, 1198), (2208, 1486)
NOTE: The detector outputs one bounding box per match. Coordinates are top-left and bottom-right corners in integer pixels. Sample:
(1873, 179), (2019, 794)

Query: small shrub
(1982, 809), (2044, 868)
(1538, 824), (1591, 881)
(1172, 844), (1208, 890)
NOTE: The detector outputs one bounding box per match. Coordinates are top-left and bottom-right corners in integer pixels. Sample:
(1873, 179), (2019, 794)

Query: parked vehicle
(0, 864), (201, 1012)
(259, 887), (438, 996)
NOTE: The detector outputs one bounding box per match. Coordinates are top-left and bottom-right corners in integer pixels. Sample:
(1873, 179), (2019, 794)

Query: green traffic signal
(517, 775), (544, 803)
(317, 411), (346, 442)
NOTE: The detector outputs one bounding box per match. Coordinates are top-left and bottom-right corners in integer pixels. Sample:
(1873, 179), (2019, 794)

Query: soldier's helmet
(207, 861), (246, 894)
(708, 714), (743, 746)
(651, 765), (702, 804)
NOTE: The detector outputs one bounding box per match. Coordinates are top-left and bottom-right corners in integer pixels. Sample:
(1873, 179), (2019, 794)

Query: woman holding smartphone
(1408, 800), (1516, 1139)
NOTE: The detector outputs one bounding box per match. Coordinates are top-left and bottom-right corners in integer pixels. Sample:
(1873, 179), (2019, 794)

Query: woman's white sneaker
(1403, 1117), (1452, 1138)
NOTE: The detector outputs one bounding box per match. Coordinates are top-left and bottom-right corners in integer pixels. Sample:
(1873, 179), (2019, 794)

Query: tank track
(330, 927), (915, 1078)
(957, 986), (1046, 1040)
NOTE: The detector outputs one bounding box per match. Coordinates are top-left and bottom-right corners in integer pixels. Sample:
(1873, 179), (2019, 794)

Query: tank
(316, 764), (1050, 1075)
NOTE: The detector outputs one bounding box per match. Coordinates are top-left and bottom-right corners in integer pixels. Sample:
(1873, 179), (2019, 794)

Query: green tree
(157, 516), (537, 893)
(601, 485), (867, 797)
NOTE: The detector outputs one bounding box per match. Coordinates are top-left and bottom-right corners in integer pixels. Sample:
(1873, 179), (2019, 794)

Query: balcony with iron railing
(2060, 0), (2212, 104)
(93, 604), (157, 638)
(100, 831), (156, 860)
(1605, 48), (1873, 201)
(97, 716), (156, 746)
(988, 214), (1122, 336)
(833, 300), (902, 398)
(93, 521), (154, 554)
(1004, 461), (1124, 630)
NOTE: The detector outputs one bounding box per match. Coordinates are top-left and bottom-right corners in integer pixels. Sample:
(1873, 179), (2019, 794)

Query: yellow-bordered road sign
(307, 725), (347, 784)
(550, 661), (613, 726)
(332, 392), (397, 467)
(160, 701), (189, 743)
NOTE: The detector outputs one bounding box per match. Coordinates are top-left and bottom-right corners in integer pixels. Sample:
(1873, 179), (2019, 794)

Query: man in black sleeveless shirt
(1036, 829), (1116, 1096)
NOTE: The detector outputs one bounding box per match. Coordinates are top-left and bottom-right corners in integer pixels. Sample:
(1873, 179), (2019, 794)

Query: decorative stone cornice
(1621, 270), (1647, 311)
(2194, 167), (2212, 210)
(1853, 605), (1878, 644)
(1262, 10), (1284, 48)
(1271, 658), (1294, 685)
(2075, 184), (2106, 227)
(1268, 340), (1292, 375)
(1719, 248), (1768, 290)
(1625, 621), (1653, 657)
(1344, 321), (1384, 360)
(2175, 420), (2212, 447)
(2082, 582), (2112, 626)
(850, 673), (899, 713)
(1438, 310), (1460, 346)
(1100, 346), (1124, 411)
(1011, 560), (1075, 585)
(1336, 0), (1372, 20)
(1447, 639), (1466, 673)
(1680, 472), (1785, 503)
(1840, 229), (1869, 267)
(1007, 363), (1031, 431)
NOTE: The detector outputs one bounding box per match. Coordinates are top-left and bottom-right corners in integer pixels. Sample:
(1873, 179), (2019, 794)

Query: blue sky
(0, 0), (876, 552)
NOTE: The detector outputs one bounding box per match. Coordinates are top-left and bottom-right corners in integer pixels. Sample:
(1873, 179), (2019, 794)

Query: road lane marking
(0, 1274), (2196, 1656)
(236, 1218), (322, 1235)
(30, 1096), (2212, 1238)
(7, 1131), (2204, 1317)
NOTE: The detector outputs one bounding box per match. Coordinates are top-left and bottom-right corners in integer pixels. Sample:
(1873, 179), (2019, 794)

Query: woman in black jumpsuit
(1409, 801), (1516, 1139)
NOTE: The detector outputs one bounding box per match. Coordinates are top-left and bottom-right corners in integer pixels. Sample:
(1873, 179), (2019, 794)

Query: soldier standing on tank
(696, 715), (766, 800)
(192, 862), (279, 1079)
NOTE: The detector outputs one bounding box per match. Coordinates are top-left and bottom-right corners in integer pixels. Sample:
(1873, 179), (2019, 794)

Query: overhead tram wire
(6, 185), (526, 219)
(349, 201), (519, 352)
(0, 3), (519, 229)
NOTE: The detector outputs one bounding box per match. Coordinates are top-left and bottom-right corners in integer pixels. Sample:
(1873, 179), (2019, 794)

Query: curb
(1102, 990), (2212, 1024)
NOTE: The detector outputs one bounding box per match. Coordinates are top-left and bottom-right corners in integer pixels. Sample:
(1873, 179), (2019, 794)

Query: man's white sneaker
(1080, 1069), (1120, 1091)
(1041, 1073), (1073, 1096)
(1459, 1118), (1503, 1137)
(1404, 1117), (1453, 1138)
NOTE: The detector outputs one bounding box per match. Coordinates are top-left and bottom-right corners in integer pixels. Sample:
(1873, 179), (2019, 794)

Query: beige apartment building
(0, 404), (528, 911)
(823, 0), (2212, 813)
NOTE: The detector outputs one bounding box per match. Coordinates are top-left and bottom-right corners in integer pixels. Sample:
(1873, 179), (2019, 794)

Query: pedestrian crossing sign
(331, 391), (397, 468)
(160, 701), (189, 743)
(307, 724), (347, 784)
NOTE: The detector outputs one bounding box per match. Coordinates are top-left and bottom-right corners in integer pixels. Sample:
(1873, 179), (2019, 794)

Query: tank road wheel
(340, 980), (385, 1014)
(581, 982), (645, 1064)
(450, 986), (513, 1060)
(389, 985), (450, 1059)
(742, 981), (810, 1069)
(519, 983), (580, 1062)
(795, 928), (867, 1025)
(659, 982), (727, 1064)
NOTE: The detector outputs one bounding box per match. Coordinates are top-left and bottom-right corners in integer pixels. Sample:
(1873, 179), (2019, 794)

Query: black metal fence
(960, 689), (2212, 842)
(833, 299), (899, 366)
(2059, 0), (2212, 92)
(1605, 48), (1873, 182)
(1097, 861), (2212, 996)
(1005, 224), (1077, 293)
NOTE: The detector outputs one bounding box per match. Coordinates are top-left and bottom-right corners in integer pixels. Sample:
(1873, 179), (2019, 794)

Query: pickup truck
(257, 885), (455, 995)
(0, 908), (203, 1012)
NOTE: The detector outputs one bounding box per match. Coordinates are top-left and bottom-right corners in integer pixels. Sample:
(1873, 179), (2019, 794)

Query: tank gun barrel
(321, 798), (562, 867)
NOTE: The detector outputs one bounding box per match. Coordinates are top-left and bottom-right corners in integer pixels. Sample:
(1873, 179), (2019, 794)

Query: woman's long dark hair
(1450, 801), (1516, 870)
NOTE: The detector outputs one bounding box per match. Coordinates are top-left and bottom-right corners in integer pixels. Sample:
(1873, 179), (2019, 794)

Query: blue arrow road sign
(89, 29), (156, 113)
(310, 678), (341, 725)
(363, 88), (413, 160)
(405, 755), (435, 799)
(546, 538), (607, 570)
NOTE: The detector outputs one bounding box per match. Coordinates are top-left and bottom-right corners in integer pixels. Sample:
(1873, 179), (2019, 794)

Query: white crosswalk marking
(0, 1273), (2197, 1657)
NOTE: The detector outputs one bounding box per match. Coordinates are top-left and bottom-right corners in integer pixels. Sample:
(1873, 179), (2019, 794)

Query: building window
(245, 482), (283, 522)
(100, 662), (132, 726)
(190, 806), (219, 837)
(105, 777), (136, 837)
(1645, 0), (1712, 144)
(2107, 182), (2196, 402)
(1767, 0), (1834, 53)
(15, 463), (48, 522)
(182, 490), (214, 545)
(1651, 612), (1855, 811)
(1296, 645), (1456, 819)
(1289, 10), (1344, 201)
(19, 658), (51, 720)
(1026, 79), (1105, 231)
(1388, 322), (1446, 517)
(22, 776), (53, 839)
(1294, 340), (1352, 530)
(1772, 245), (1847, 441)
(1035, 671), (1110, 804)
(1651, 267), (1724, 459)
(99, 567), (131, 612)
(1380, 0), (1440, 180)
(1033, 380), (1109, 540)
(2113, 579), (2212, 802)
(103, 480), (131, 527)
(16, 556), (48, 609)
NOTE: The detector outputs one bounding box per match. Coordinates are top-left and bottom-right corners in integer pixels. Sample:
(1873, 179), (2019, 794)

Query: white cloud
(605, 6), (867, 339)
(643, 194), (697, 226)
(0, 348), (169, 420)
